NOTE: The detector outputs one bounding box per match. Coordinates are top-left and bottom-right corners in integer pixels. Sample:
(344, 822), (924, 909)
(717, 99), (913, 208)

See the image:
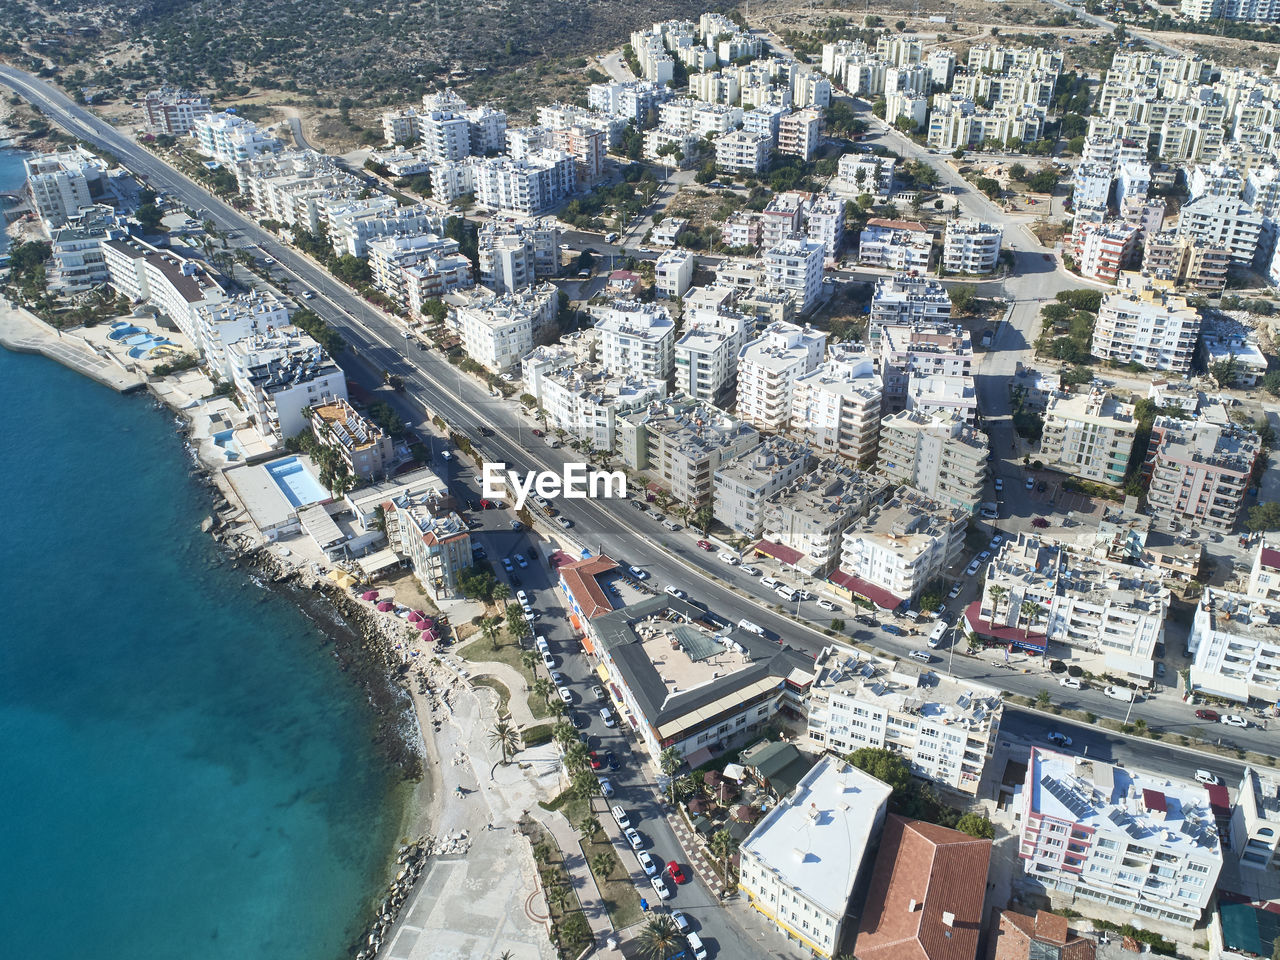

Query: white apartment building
(834, 154), (896, 196)
(673, 297), (751, 407)
(1230, 767), (1280, 872)
(325, 198), (445, 258)
(419, 108), (472, 164)
(1073, 163), (1115, 209)
(195, 291), (290, 383)
(1091, 273), (1202, 373)
(49, 218), (113, 294)
(857, 218), (932, 274)
(878, 322), (973, 416)
(1145, 408), (1261, 534)
(236, 149), (362, 233)
(867, 276), (952, 343)
(763, 237), (825, 312)
(587, 80), (674, 122)
(477, 217), (560, 293)
(807, 646), (1003, 794)
(1181, 0), (1280, 22)
(974, 534), (1168, 680)
(452, 284), (555, 373)
(594, 300), (676, 382)
(1018, 749), (1222, 927)
(760, 462), (888, 576)
(905, 373), (978, 425)
(192, 112), (283, 166)
(806, 197), (846, 261)
(738, 756), (892, 960)
(1115, 160), (1152, 209)
(943, 219), (1002, 275)
(715, 130), (773, 174)
(643, 127), (703, 169)
(467, 152), (576, 215)
(617, 400), (760, 506)
(877, 409), (988, 514)
(836, 486), (968, 606)
(1071, 220), (1140, 285)
(654, 248), (695, 298)
(713, 436), (812, 538)
(384, 485), (474, 599)
(366, 233), (472, 312)
(1040, 390), (1137, 486)
(1188, 589), (1280, 704)
(1248, 537), (1280, 602)
(536, 363), (667, 454)
(788, 342), (883, 466)
(23, 149), (108, 227)
(226, 327), (348, 442)
(381, 107), (422, 146)
(101, 236), (226, 345)
(1176, 194), (1265, 264)
(777, 108), (822, 161)
(736, 321), (828, 432)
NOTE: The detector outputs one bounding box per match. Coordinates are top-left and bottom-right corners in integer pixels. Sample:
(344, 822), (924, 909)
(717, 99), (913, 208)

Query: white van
(775, 585), (799, 602)
(928, 621), (948, 648)
(737, 619), (765, 636)
(535, 636), (550, 653)
(1104, 685), (1135, 702)
(760, 576), (783, 590)
(686, 932), (708, 960)
(908, 650), (932, 663)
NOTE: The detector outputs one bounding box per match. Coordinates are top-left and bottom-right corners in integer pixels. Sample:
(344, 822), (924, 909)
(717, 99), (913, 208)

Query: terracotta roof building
(557, 554), (620, 628)
(993, 909), (1095, 960)
(853, 815), (991, 960)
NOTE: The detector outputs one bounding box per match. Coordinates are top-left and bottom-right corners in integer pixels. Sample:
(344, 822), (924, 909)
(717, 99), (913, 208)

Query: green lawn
(580, 832), (645, 930)
(471, 676), (510, 716)
(456, 631), (552, 719)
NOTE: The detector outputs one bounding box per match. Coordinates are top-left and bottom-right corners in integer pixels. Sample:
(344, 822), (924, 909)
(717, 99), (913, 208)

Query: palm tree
(552, 721), (577, 748)
(533, 677), (553, 705)
(494, 583), (511, 605)
(498, 951), (515, 960)
(709, 829), (739, 898)
(563, 741), (591, 774)
(659, 747), (683, 805)
(578, 814), (601, 839)
(1019, 600), (1041, 645)
(487, 719), (520, 764)
(521, 650), (540, 675)
(571, 769), (598, 800)
(636, 914), (682, 960)
(547, 883), (572, 915)
(590, 850), (616, 879)
(692, 503), (714, 534)
(548, 698), (566, 721)
(986, 584), (1007, 619)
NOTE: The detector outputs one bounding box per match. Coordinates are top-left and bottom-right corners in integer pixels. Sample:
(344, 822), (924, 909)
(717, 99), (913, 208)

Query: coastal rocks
(350, 836), (434, 959)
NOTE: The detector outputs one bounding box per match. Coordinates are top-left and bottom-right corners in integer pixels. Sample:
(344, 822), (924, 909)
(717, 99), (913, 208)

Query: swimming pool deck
(0, 300), (145, 393)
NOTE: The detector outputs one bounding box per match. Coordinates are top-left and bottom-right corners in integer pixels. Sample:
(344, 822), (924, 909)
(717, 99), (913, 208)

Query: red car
(588, 751), (602, 770)
(1195, 709), (1220, 722)
(696, 540), (714, 551)
(531, 428), (545, 437)
(666, 860), (688, 884)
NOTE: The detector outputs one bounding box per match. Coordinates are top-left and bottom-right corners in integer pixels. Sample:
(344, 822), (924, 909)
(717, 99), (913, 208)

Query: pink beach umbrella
(408, 610), (425, 623)
(361, 590), (379, 601)
(376, 601), (394, 612)
(420, 628), (438, 641)
(419, 617), (435, 629)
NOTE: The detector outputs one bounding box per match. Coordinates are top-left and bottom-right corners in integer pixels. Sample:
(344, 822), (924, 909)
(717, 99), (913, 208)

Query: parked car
(696, 539), (714, 551)
(965, 558), (983, 576)
(718, 552), (740, 565)
(605, 751), (619, 771)
(600, 708), (617, 727)
(591, 684), (606, 701)
(664, 586), (688, 600)
(516, 554), (528, 568)
(989, 535), (1003, 550)
(558, 687), (573, 704)
(510, 520), (523, 531)
(994, 478), (1004, 492)
(1104, 685), (1135, 702)
(1195, 769), (1223, 785)
(817, 598), (839, 612)
(502, 558), (514, 572)
(611, 805), (630, 829)
(739, 564), (761, 576)
(649, 876), (672, 899)
(855, 614), (877, 627)
(948, 583), (963, 600)
(882, 624), (904, 636)
(672, 912), (691, 934)
(588, 751), (602, 770)
(597, 777), (615, 797)
(1046, 732), (1072, 747)
(1025, 477), (1035, 490)
(667, 861), (688, 884)
(1195, 709), (1220, 721)
(624, 827), (643, 849)
(1058, 677), (1082, 689)
(638, 850), (658, 875)
(908, 649), (931, 662)
(1220, 714), (1248, 728)
(517, 589), (530, 605)
(628, 565), (649, 580)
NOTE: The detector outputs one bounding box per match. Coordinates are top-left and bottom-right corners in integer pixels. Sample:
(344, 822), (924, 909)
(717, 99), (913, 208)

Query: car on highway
(1220, 714), (1248, 728)
(1058, 677), (1082, 689)
(624, 827), (643, 849)
(263, 257), (275, 265)
(1195, 709), (1220, 721)
(664, 586), (688, 600)
(1195, 769), (1223, 785)
(597, 777), (615, 798)
(638, 850), (658, 875)
(1046, 732), (1072, 747)
(739, 564), (761, 576)
(696, 539), (714, 551)
(817, 598), (839, 612)
(557, 517), (573, 529)
(302, 291), (315, 299)
(718, 552), (739, 565)
(649, 876), (672, 900)
(666, 861), (688, 884)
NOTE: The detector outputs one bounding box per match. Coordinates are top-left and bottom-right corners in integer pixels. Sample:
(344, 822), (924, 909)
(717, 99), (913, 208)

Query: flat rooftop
(741, 755), (892, 917)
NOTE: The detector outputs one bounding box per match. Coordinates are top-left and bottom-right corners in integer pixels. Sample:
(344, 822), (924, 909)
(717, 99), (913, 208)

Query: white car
(597, 777), (615, 797)
(628, 565), (649, 580)
(611, 805), (631, 829)
(517, 589), (530, 605)
(989, 535), (1003, 550)
(1220, 714), (1248, 728)
(1104, 685), (1135, 702)
(739, 564), (761, 577)
(664, 586), (687, 600)
(649, 876), (672, 899)
(718, 552), (739, 565)
(817, 598), (838, 612)
(1195, 769), (1224, 785)
(302, 291), (315, 299)
(637, 850), (658, 875)
(624, 827), (643, 850)
(947, 583), (963, 600)
(1058, 676), (1082, 689)
(558, 686), (573, 705)
(542, 652), (556, 670)
(558, 517), (573, 528)
(965, 557), (983, 577)
(672, 911), (691, 934)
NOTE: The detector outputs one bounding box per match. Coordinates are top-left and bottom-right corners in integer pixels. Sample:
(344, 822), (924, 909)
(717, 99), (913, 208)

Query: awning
(656, 677), (782, 741)
(357, 548), (402, 576)
(595, 664), (611, 684)
(723, 762), (746, 781)
(328, 569), (357, 589)
(685, 746), (715, 769)
(581, 634), (596, 656)
(962, 600), (1047, 652)
(827, 570), (903, 610)
(753, 539), (804, 566)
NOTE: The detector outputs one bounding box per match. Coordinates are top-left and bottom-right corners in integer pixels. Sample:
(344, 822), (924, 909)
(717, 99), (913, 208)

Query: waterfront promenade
(0, 300), (144, 393)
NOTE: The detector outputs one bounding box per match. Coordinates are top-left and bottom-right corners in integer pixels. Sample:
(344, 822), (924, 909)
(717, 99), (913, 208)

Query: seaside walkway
(0, 300), (144, 392)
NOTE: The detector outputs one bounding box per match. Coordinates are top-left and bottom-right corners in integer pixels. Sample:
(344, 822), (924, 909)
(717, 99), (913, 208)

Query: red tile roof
(558, 554), (619, 620)
(1260, 547), (1280, 570)
(753, 539), (804, 566)
(854, 816), (992, 960)
(995, 910), (1095, 960)
(828, 570), (903, 610)
(962, 600), (1047, 652)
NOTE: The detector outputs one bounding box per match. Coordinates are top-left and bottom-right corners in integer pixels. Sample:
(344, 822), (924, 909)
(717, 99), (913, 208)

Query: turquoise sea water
(0, 150), (407, 959)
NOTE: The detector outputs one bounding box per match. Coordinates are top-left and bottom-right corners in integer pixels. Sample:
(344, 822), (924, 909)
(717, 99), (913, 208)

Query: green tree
(660, 747), (683, 804)
(955, 812), (995, 839)
(487, 719), (520, 764)
(590, 850), (616, 879)
(1035, 689), (1052, 709)
(521, 649), (539, 675)
(578, 814), (601, 838)
(553, 720), (577, 748)
(533, 677), (553, 705)
(949, 283), (977, 312)
(480, 616), (501, 650)
(845, 747), (913, 796)
(1247, 502), (1280, 531)
(571, 769), (599, 799)
(563, 741), (591, 775)
(692, 503), (715, 534)
(637, 914), (682, 960)
(709, 829), (739, 897)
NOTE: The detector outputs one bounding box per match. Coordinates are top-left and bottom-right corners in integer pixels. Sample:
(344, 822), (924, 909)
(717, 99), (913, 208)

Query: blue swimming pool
(108, 325), (145, 342)
(212, 429), (241, 461)
(265, 456), (329, 508)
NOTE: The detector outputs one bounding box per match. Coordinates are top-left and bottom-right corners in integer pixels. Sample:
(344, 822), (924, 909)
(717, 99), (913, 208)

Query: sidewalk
(0, 300), (144, 393)
(531, 806), (616, 946)
(667, 809), (731, 899)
